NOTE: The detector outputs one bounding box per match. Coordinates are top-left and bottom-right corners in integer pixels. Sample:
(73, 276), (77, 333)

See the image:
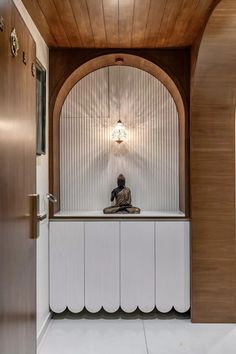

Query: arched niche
(49, 53), (188, 217)
(60, 66), (179, 212)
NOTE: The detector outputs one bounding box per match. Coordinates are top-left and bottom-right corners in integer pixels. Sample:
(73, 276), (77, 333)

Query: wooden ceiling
(22, 0), (217, 48)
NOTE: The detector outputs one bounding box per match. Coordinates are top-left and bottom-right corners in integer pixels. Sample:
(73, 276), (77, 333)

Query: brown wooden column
(191, 0), (236, 322)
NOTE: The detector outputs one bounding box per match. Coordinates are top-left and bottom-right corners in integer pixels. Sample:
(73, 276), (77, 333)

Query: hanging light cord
(119, 65), (121, 122)
(108, 66), (110, 119)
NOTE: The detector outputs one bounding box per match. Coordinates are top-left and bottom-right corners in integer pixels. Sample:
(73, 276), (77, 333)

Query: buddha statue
(103, 174), (141, 214)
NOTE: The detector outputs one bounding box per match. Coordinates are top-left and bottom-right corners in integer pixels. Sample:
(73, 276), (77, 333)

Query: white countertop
(53, 210), (186, 218)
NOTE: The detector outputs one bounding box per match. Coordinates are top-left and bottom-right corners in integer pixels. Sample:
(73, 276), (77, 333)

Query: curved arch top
(53, 53), (185, 121)
(49, 51), (189, 216)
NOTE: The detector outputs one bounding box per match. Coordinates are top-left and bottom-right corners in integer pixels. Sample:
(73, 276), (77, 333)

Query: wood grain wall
(49, 48), (190, 217)
(191, 0), (236, 323)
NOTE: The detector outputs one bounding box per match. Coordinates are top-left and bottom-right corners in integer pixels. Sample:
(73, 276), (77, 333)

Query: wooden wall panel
(191, 0), (236, 323)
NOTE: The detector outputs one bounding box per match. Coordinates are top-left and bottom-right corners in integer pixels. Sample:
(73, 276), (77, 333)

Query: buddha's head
(117, 174), (125, 187)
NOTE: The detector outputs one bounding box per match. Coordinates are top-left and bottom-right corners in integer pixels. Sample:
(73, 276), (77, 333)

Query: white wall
(13, 0), (50, 339)
(60, 66), (179, 212)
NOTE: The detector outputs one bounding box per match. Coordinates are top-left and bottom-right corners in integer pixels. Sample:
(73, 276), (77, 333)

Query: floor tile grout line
(142, 318), (150, 354)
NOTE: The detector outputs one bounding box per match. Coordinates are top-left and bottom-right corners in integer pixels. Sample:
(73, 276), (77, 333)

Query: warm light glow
(111, 119), (127, 144)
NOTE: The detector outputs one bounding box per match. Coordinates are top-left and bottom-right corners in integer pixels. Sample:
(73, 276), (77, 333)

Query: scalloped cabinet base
(49, 221), (190, 313)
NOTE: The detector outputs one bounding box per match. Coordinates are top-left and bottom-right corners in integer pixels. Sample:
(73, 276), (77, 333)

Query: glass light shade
(112, 119), (127, 144)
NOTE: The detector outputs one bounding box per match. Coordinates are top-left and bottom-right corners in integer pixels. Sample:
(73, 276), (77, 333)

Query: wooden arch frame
(49, 53), (188, 217)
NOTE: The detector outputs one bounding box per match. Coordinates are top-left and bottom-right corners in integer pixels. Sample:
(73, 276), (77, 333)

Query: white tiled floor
(38, 317), (236, 354)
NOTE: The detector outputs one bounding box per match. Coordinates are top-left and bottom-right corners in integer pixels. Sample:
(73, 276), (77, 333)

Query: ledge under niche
(53, 210), (186, 219)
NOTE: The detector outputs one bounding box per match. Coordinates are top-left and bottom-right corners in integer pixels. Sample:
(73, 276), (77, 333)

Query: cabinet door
(85, 222), (120, 313)
(50, 222), (84, 312)
(155, 221), (190, 312)
(121, 222), (155, 313)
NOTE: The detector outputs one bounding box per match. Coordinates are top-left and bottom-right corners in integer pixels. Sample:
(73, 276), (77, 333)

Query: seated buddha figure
(103, 174), (140, 214)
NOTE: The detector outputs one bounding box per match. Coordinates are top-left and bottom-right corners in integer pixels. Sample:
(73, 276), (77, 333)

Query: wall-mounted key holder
(31, 62), (36, 77)
(23, 51), (27, 65)
(10, 28), (19, 57)
(0, 16), (4, 31)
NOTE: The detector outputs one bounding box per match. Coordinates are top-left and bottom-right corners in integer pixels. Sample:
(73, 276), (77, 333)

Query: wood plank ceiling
(22, 0), (217, 48)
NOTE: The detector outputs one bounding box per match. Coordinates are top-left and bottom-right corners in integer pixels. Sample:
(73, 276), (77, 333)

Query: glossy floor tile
(38, 318), (148, 354)
(143, 319), (236, 354)
(38, 317), (236, 354)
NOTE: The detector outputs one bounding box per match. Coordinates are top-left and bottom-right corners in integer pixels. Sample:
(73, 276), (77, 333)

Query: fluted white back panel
(60, 66), (179, 211)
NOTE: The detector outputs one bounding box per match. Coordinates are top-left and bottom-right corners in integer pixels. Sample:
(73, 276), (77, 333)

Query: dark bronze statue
(103, 174), (140, 214)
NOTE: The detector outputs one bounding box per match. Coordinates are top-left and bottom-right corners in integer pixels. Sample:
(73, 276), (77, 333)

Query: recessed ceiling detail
(22, 0), (217, 48)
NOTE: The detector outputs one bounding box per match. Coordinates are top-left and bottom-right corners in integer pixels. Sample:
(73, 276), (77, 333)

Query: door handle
(29, 194), (47, 239)
(46, 193), (57, 204)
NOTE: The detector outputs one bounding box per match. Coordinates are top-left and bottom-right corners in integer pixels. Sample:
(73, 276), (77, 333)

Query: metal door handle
(46, 193), (57, 204)
(29, 194), (46, 239)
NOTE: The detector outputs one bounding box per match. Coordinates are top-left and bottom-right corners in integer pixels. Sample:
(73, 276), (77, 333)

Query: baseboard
(37, 312), (52, 347)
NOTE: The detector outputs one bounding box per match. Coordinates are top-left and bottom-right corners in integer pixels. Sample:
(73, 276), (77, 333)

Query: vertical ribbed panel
(60, 66), (179, 211)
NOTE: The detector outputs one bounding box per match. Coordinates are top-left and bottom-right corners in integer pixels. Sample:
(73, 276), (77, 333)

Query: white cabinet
(84, 222), (120, 313)
(121, 222), (155, 313)
(50, 220), (190, 313)
(155, 222), (190, 313)
(50, 222), (84, 313)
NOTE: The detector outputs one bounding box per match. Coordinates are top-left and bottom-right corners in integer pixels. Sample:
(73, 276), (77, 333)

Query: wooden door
(0, 1), (37, 353)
